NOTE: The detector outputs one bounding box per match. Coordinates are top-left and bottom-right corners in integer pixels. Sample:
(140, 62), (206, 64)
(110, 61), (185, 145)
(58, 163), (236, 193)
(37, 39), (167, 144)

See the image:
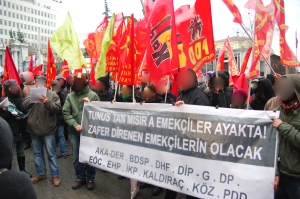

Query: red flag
(240, 47), (252, 74)
(234, 73), (249, 95)
(146, 0), (180, 82)
(28, 54), (34, 72)
(218, 45), (226, 71)
(74, 67), (83, 75)
(89, 64), (96, 86)
(84, 33), (97, 64)
(118, 14), (135, 85)
(2, 46), (22, 85)
(178, 0), (216, 73)
(106, 13), (124, 73)
(144, 0), (155, 14)
(60, 60), (70, 78)
(225, 39), (239, 78)
(95, 17), (109, 59)
(222, 0), (242, 24)
(245, 0), (271, 79)
(33, 64), (43, 76)
(272, 0), (299, 67)
(46, 41), (57, 88)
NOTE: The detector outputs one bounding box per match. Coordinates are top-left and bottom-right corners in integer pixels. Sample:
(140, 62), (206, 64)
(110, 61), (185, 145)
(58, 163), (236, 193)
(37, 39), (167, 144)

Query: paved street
(11, 139), (186, 199)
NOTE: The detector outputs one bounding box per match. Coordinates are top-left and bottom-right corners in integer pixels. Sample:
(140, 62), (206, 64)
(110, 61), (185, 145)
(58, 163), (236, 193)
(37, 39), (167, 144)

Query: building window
(31, 9), (33, 14)
(3, 1), (6, 6)
(38, 11), (40, 15)
(20, 24), (23, 29)
(31, 34), (33, 39)
(35, 18), (37, 23)
(24, 7), (26, 12)
(20, 15), (22, 20)
(35, 35), (37, 40)
(0, 29), (3, 34)
(31, 26), (33, 31)
(0, 0), (1, 5)
(13, 22), (15, 27)
(28, 25), (30, 30)
(38, 19), (40, 24)
(5, 39), (7, 44)
(12, 3), (14, 9)
(35, 27), (37, 31)
(31, 17), (33, 22)
(4, 10), (6, 16)
(17, 14), (19, 19)
(35, 9), (37, 15)
(0, 9), (1, 15)
(28, 16), (30, 22)
(16, 5), (18, 10)
(12, 13), (15, 18)
(7, 2), (10, 8)
(17, 23), (19, 28)
(41, 11), (43, 17)
(4, 20), (6, 25)
(0, 19), (2, 25)
(24, 24), (26, 29)
(4, 30), (7, 35)
(8, 21), (11, 26)
(8, 12), (10, 17)
(20, 6), (22, 11)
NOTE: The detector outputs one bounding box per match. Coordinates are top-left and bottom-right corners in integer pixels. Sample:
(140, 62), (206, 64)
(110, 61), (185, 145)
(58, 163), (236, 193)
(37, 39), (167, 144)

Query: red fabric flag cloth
(28, 54), (34, 72)
(106, 13), (124, 74)
(178, 0), (215, 73)
(272, 0), (300, 67)
(245, 0), (271, 79)
(222, 0), (243, 24)
(225, 39), (239, 78)
(118, 14), (135, 85)
(84, 33), (97, 64)
(95, 17), (109, 59)
(2, 46), (22, 85)
(234, 73), (249, 96)
(74, 68), (83, 75)
(240, 47), (252, 74)
(218, 45), (226, 71)
(60, 60), (70, 78)
(33, 64), (43, 76)
(89, 64), (96, 86)
(46, 41), (57, 88)
(144, 0), (155, 14)
(146, 0), (180, 82)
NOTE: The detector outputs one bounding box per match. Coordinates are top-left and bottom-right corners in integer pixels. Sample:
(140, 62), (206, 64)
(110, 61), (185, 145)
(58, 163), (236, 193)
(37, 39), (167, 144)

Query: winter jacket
(56, 91), (66, 126)
(23, 89), (61, 137)
(264, 96), (281, 111)
(116, 95), (142, 103)
(276, 74), (300, 178)
(96, 90), (114, 102)
(157, 92), (176, 104)
(0, 95), (28, 142)
(143, 95), (164, 103)
(178, 84), (211, 106)
(62, 85), (99, 136)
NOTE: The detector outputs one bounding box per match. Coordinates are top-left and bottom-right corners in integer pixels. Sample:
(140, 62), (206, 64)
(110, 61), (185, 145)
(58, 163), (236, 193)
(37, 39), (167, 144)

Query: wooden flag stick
(240, 24), (276, 74)
(164, 75), (169, 103)
(246, 79), (251, 110)
(114, 73), (119, 101)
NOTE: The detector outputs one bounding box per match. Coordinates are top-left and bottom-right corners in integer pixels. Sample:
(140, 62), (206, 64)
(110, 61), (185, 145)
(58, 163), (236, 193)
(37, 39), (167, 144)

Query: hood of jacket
(258, 78), (274, 99)
(74, 85), (91, 96)
(286, 74), (300, 101)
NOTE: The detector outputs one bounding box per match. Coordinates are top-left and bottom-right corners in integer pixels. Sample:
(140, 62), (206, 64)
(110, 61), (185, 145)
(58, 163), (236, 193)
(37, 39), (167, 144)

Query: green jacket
(277, 74), (300, 178)
(62, 86), (99, 136)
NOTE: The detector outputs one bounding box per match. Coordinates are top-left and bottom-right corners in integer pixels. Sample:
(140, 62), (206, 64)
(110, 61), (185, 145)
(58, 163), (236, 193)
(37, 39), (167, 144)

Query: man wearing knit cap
(22, 75), (61, 187)
(95, 74), (113, 101)
(63, 73), (99, 190)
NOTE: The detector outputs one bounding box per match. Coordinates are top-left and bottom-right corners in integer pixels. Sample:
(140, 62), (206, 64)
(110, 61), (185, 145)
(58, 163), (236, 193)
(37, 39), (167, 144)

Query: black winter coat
(158, 92), (176, 104)
(0, 95), (27, 142)
(178, 84), (211, 106)
(97, 90), (114, 102)
(210, 87), (233, 108)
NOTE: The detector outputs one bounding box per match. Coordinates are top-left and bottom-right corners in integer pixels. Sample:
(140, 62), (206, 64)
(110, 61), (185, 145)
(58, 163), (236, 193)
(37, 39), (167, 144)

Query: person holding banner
(156, 82), (176, 104)
(209, 71), (232, 108)
(62, 73), (99, 190)
(22, 75), (61, 187)
(94, 74), (114, 102)
(273, 74), (300, 199)
(170, 68), (210, 199)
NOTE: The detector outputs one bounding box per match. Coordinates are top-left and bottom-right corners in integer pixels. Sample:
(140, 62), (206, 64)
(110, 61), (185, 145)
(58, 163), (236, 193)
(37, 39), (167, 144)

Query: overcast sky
(59, 0), (300, 58)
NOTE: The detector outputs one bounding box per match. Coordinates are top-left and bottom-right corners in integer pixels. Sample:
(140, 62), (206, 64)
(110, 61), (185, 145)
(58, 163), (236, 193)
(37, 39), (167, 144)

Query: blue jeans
(56, 125), (67, 156)
(275, 174), (300, 199)
(70, 134), (96, 181)
(30, 134), (59, 177)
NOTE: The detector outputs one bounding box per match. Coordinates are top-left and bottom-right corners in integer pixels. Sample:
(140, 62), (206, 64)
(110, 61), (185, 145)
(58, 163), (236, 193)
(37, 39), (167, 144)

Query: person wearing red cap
(231, 88), (251, 109)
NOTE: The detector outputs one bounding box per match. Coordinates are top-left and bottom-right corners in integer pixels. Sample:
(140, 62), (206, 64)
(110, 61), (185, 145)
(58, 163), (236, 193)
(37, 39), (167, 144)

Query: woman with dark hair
(250, 78), (275, 110)
(0, 80), (32, 178)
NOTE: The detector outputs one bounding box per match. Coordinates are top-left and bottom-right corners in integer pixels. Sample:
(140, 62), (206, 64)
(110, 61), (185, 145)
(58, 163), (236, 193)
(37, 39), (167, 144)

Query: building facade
(0, 0), (66, 71)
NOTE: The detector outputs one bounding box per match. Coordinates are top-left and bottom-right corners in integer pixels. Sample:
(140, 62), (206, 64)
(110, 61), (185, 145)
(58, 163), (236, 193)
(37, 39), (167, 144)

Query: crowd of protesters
(0, 68), (300, 199)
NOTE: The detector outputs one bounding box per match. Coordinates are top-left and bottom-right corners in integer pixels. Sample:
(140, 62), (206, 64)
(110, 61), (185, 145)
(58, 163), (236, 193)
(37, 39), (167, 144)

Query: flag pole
(246, 79), (251, 110)
(240, 24), (276, 74)
(164, 75), (169, 103)
(140, 0), (146, 15)
(114, 73), (119, 101)
(132, 85), (136, 103)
